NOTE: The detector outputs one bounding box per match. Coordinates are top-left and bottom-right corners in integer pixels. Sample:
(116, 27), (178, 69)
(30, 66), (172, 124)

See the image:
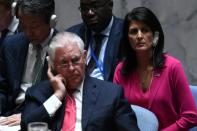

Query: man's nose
(86, 8), (95, 16)
(67, 63), (75, 71)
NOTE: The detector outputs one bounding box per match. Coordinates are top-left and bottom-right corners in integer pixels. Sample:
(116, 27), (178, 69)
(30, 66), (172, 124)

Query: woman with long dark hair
(113, 7), (197, 130)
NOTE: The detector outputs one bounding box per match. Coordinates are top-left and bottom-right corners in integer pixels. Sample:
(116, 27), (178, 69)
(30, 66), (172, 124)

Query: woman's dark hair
(17, 0), (55, 24)
(121, 6), (165, 76)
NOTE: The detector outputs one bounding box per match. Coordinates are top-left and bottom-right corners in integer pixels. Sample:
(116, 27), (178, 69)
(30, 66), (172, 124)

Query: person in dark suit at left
(21, 31), (139, 131)
(0, 0), (20, 47)
(0, 0), (58, 127)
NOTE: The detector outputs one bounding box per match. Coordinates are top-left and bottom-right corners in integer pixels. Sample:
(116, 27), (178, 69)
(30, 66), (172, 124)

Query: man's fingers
(0, 118), (14, 125)
(0, 114), (21, 126)
(0, 117), (7, 124)
(8, 120), (20, 126)
(47, 66), (54, 79)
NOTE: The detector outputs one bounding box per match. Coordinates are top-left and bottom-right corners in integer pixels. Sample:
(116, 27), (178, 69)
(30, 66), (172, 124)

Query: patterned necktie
(62, 93), (76, 131)
(32, 45), (43, 84)
(87, 34), (103, 74)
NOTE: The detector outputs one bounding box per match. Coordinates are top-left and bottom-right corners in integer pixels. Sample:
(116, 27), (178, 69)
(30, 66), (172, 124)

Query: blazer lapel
(41, 30), (58, 81)
(41, 55), (49, 80)
(82, 76), (100, 130)
(81, 25), (91, 50)
(13, 35), (29, 96)
(103, 17), (123, 80)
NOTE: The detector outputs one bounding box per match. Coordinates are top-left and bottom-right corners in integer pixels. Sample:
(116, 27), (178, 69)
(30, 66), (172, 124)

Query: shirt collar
(75, 77), (84, 96)
(7, 16), (19, 33)
(69, 76), (85, 97)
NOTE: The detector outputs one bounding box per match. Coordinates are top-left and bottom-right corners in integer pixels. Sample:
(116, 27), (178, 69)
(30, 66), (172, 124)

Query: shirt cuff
(43, 94), (62, 117)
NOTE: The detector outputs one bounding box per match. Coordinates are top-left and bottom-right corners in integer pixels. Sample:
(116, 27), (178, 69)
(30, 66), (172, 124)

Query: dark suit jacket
(21, 76), (139, 131)
(67, 17), (123, 82)
(0, 23), (21, 50)
(0, 30), (57, 115)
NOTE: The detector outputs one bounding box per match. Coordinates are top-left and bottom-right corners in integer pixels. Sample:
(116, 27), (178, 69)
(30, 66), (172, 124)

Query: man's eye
(72, 57), (80, 64)
(60, 59), (68, 65)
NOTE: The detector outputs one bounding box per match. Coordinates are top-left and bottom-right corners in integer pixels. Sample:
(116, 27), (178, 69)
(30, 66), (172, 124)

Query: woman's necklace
(140, 66), (153, 91)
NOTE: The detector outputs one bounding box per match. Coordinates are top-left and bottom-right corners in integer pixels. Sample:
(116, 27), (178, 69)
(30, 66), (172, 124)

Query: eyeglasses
(78, 0), (110, 13)
(56, 54), (84, 69)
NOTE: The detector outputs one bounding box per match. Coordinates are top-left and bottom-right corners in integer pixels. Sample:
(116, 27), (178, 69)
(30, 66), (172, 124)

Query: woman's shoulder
(116, 61), (124, 69)
(114, 61), (125, 80)
(164, 54), (182, 66)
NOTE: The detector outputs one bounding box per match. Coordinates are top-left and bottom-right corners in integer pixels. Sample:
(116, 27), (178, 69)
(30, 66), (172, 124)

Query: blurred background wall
(55, 0), (197, 85)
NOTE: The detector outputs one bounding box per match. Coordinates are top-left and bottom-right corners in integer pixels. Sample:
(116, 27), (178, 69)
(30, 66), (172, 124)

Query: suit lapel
(41, 30), (58, 81)
(13, 35), (29, 96)
(103, 17), (123, 80)
(82, 76), (101, 130)
(41, 58), (48, 80)
(81, 25), (91, 50)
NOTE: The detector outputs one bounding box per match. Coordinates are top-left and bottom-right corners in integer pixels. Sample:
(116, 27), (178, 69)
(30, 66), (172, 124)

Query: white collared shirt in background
(0, 16), (19, 38)
(7, 16), (19, 35)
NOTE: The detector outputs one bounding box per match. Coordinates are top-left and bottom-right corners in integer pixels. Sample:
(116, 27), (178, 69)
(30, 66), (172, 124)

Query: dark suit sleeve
(0, 90), (7, 115)
(0, 42), (9, 115)
(0, 71), (8, 115)
(21, 87), (52, 131)
(114, 86), (139, 131)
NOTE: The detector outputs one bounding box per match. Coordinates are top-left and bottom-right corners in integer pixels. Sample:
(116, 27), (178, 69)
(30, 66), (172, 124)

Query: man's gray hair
(48, 31), (85, 67)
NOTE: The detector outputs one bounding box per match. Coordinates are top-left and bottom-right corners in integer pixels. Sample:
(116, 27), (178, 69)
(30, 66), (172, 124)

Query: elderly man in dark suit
(0, 0), (57, 127)
(67, 0), (123, 82)
(21, 32), (139, 131)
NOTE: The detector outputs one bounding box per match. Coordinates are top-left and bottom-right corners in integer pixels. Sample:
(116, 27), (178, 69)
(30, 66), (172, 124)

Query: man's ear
(83, 50), (87, 61)
(46, 56), (55, 69)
